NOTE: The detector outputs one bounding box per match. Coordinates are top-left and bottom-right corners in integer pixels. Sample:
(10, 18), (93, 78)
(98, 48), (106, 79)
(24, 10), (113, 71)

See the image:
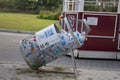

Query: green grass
(0, 12), (58, 32)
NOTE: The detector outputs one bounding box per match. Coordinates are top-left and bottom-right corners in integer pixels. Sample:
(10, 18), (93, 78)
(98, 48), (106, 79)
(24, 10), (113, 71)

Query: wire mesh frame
(20, 26), (80, 80)
(63, 17), (91, 35)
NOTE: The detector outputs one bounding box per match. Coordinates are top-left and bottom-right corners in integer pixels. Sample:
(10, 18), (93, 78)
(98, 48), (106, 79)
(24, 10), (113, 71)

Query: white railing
(63, 0), (84, 12)
(63, 0), (120, 12)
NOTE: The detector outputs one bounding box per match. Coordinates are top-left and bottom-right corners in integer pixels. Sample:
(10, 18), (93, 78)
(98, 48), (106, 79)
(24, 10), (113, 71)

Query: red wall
(64, 12), (120, 52)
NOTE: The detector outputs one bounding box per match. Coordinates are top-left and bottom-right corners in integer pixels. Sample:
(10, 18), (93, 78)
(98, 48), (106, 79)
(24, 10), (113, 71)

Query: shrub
(0, 0), (15, 12)
(37, 10), (61, 20)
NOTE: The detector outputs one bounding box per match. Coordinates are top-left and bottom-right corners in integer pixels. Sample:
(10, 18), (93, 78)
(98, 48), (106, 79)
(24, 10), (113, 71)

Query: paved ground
(47, 56), (120, 80)
(0, 32), (120, 80)
(47, 56), (120, 70)
(0, 32), (29, 64)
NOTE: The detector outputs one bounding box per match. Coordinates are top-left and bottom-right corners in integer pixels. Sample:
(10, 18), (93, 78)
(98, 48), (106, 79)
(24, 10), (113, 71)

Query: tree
(12, 0), (62, 13)
(38, 0), (62, 11)
(14, 0), (38, 10)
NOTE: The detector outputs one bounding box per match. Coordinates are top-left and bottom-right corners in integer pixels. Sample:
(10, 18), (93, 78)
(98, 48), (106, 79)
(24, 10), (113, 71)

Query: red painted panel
(65, 13), (78, 31)
(78, 13), (120, 51)
(77, 12), (83, 32)
(63, 12), (120, 51)
(83, 14), (117, 37)
(79, 37), (118, 51)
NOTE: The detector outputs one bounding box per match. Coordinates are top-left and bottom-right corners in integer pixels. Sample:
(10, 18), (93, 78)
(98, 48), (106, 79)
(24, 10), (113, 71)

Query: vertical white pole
(118, 0), (120, 13)
(63, 0), (65, 11)
(63, 0), (69, 11)
(75, 0), (84, 12)
(80, 0), (84, 11)
(72, 0), (75, 11)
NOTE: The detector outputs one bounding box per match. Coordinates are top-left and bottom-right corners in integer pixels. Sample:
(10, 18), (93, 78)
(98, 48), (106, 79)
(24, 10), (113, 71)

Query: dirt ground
(1, 63), (120, 80)
(0, 63), (75, 80)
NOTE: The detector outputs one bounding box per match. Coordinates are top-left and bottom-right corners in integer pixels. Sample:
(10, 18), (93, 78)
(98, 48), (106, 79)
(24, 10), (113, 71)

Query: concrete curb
(0, 28), (35, 34)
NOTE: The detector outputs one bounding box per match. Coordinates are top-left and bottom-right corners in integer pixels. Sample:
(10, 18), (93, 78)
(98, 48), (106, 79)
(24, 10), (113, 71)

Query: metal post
(64, 17), (80, 80)
(70, 47), (78, 80)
